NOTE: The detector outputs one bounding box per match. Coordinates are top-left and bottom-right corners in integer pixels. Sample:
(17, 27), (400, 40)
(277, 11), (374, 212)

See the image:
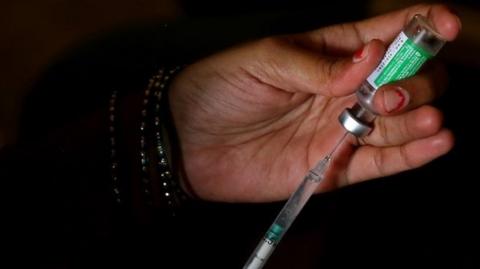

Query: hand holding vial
(243, 11), (458, 269)
(170, 4), (461, 203)
(170, 5), (460, 267)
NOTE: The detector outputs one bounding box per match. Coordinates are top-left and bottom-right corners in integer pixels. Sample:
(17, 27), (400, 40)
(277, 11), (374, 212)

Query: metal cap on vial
(338, 103), (376, 137)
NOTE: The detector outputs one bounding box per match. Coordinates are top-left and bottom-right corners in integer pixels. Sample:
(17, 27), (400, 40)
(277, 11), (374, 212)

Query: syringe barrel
(243, 157), (331, 269)
(339, 14), (446, 137)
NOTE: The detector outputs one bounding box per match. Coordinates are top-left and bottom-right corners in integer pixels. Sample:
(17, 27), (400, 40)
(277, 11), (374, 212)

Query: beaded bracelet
(109, 90), (122, 204)
(138, 70), (160, 206)
(109, 66), (187, 216)
(151, 66), (188, 216)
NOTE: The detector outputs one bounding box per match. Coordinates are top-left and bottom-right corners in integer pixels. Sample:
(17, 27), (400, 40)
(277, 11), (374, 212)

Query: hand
(169, 4), (461, 202)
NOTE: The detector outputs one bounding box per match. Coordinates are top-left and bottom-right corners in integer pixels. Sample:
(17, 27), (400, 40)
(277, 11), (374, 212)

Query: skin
(169, 4), (461, 202)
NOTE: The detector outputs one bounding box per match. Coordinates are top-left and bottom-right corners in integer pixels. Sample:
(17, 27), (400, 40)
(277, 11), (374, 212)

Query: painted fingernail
(384, 87), (409, 113)
(352, 45), (368, 63)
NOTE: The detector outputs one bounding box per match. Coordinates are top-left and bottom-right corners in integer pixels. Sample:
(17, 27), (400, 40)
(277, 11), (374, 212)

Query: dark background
(2, 0), (479, 268)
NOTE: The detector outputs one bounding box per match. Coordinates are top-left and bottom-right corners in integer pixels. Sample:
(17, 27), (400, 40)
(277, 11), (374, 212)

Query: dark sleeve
(3, 23), (175, 267)
(3, 20), (270, 268)
(18, 24), (173, 140)
(2, 111), (117, 266)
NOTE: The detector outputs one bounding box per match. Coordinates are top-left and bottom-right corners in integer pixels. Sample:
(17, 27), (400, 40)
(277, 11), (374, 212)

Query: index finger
(302, 4), (461, 54)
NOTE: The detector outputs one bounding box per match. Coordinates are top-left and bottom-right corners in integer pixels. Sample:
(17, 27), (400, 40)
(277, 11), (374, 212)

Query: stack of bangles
(108, 66), (188, 217)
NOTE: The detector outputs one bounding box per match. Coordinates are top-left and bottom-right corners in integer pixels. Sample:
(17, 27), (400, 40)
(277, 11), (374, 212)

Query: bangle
(108, 90), (122, 204)
(109, 66), (187, 216)
(152, 66), (188, 216)
(138, 66), (187, 216)
(138, 69), (163, 206)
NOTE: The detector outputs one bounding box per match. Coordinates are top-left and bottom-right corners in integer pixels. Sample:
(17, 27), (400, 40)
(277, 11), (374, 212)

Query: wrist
(108, 66), (192, 218)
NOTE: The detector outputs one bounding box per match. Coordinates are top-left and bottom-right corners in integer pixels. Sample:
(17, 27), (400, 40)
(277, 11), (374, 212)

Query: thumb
(313, 39), (386, 96)
(254, 38), (386, 97)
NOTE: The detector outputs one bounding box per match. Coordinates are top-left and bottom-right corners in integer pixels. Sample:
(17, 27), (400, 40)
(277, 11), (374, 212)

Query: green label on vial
(367, 32), (433, 89)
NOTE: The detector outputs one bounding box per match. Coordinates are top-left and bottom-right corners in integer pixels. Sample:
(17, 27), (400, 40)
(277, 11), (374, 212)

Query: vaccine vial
(339, 14), (446, 137)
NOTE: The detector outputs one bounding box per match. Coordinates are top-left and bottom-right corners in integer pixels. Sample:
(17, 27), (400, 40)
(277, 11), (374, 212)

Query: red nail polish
(392, 88), (406, 112)
(384, 88), (407, 113)
(352, 46), (365, 63)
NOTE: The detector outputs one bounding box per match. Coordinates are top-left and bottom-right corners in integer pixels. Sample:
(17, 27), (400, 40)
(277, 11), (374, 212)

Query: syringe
(243, 132), (348, 269)
(243, 14), (446, 269)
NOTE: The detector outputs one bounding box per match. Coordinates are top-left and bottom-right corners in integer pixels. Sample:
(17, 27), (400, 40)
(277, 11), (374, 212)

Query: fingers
(360, 105), (443, 147)
(355, 4), (461, 42)
(264, 4), (460, 97)
(313, 39), (385, 96)
(371, 62), (447, 115)
(252, 37), (385, 96)
(358, 61), (447, 147)
(301, 4), (461, 54)
(346, 129), (454, 183)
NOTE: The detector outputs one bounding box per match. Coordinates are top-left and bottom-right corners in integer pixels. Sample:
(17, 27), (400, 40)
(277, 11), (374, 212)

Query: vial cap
(338, 108), (372, 137)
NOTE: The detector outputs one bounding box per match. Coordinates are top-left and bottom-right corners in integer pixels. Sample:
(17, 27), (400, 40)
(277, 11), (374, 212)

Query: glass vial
(339, 14), (446, 137)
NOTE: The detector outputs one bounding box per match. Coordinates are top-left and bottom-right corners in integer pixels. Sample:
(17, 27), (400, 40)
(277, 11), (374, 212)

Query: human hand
(169, 4), (461, 202)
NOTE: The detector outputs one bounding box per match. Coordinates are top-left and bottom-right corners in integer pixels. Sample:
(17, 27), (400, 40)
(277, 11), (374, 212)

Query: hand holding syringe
(243, 14), (452, 269)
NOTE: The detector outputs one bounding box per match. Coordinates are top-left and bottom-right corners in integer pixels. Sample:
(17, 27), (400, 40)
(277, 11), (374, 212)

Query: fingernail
(352, 45), (368, 63)
(384, 87), (409, 113)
